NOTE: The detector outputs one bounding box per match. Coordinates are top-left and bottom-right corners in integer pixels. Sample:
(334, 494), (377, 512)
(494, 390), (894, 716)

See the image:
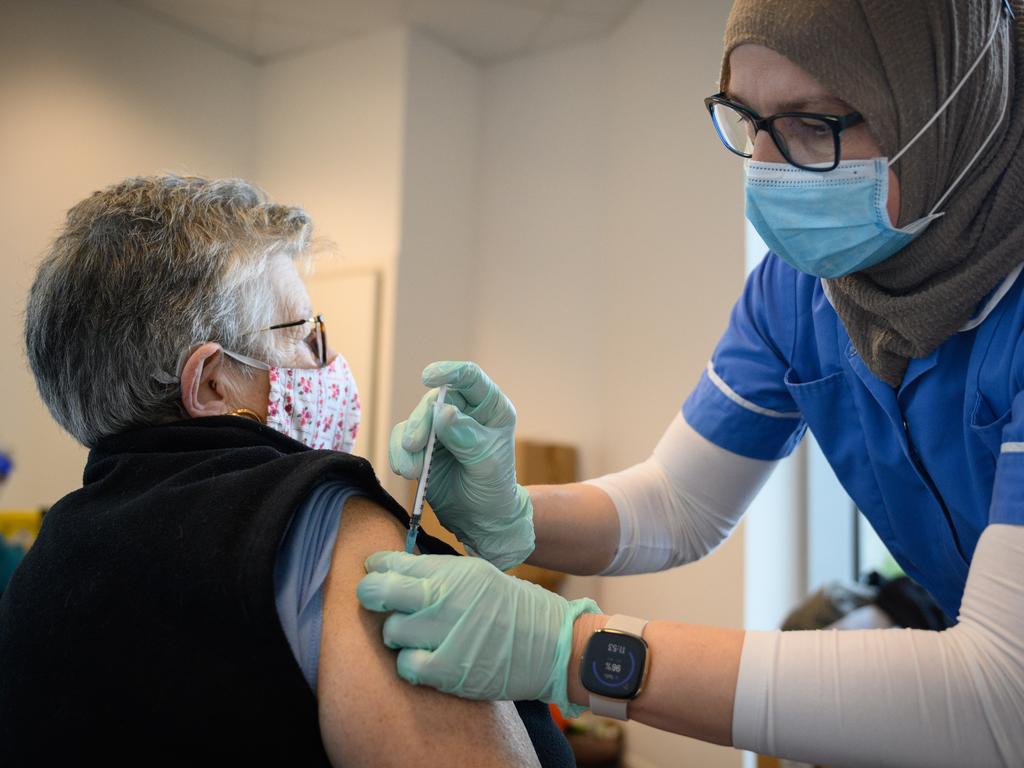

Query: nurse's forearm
(558, 526), (1024, 766)
(525, 415), (774, 576)
(733, 524), (1024, 767)
(566, 613), (744, 745)
(526, 483), (620, 574)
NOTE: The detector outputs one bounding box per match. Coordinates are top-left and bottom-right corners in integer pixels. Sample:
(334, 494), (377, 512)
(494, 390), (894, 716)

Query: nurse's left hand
(357, 551), (600, 714)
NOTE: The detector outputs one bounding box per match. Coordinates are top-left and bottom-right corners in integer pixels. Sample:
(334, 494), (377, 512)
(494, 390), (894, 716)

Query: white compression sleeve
(586, 414), (776, 576)
(734, 523), (1024, 768)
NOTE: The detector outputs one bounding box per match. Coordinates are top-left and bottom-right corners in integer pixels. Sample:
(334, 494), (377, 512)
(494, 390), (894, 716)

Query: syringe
(405, 384), (448, 554)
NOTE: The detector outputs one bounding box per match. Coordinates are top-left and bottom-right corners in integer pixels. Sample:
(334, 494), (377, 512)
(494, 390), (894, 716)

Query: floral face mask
(222, 349), (361, 453)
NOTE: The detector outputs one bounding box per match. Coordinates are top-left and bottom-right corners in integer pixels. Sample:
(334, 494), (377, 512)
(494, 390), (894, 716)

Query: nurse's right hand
(390, 361), (535, 571)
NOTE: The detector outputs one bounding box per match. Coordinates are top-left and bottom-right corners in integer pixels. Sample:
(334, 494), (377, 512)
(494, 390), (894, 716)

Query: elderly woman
(0, 176), (570, 767)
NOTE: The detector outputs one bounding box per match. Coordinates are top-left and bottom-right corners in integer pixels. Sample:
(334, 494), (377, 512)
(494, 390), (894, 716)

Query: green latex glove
(358, 550), (600, 715)
(390, 361), (534, 570)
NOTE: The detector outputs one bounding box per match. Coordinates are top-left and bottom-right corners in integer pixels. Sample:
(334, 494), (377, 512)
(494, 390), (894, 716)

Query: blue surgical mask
(744, 158), (941, 279)
(744, 3), (1009, 278)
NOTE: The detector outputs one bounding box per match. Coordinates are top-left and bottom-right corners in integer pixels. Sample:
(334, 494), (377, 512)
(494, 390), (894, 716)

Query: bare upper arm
(317, 496), (541, 768)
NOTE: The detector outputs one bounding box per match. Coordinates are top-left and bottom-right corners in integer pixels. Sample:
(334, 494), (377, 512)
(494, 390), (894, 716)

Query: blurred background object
(0, 452), (43, 595)
(0, 510), (43, 595)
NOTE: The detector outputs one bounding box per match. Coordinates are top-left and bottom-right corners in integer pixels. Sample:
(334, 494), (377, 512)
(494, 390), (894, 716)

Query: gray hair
(25, 175), (312, 447)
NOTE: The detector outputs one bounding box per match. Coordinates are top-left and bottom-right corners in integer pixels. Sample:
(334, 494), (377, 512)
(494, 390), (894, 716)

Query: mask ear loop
(888, 4), (1006, 168)
(221, 348), (271, 371)
(928, 16), (1011, 214)
(153, 349), (199, 385)
(154, 346), (274, 383)
(887, 2), (1011, 218)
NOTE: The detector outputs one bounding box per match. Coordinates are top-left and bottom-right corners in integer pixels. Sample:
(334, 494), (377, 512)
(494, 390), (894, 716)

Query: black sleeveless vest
(0, 418), (574, 767)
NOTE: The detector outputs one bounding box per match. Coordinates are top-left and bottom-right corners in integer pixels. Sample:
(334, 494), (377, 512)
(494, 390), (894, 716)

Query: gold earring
(227, 407), (264, 425)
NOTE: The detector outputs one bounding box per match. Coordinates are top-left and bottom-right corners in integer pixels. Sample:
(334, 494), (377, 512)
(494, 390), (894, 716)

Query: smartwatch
(579, 614), (649, 720)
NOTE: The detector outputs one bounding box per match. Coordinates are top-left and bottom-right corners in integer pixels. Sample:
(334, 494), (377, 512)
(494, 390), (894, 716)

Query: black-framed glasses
(705, 93), (864, 172)
(260, 314), (328, 367)
(153, 314), (330, 383)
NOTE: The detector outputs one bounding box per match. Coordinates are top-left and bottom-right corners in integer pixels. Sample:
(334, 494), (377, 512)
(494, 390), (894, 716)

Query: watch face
(580, 629), (648, 700)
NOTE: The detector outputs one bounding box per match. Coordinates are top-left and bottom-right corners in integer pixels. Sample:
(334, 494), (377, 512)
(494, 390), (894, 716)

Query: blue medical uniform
(684, 253), (1024, 619)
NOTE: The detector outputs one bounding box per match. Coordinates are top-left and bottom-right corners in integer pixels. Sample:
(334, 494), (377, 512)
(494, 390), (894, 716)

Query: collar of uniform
(959, 263), (1024, 332)
(820, 262), (1024, 333)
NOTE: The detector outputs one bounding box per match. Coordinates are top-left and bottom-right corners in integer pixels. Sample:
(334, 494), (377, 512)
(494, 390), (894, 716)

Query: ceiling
(119, 0), (641, 65)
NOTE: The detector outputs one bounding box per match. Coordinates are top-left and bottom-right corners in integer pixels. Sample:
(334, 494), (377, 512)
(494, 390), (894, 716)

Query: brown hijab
(722, 0), (1024, 386)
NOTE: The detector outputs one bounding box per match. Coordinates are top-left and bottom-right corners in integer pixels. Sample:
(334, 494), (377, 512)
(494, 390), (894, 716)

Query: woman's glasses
(259, 314), (327, 367)
(152, 314), (330, 384)
(705, 93), (864, 172)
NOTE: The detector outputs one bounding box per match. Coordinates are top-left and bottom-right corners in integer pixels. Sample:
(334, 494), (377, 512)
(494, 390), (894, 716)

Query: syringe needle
(405, 384), (448, 554)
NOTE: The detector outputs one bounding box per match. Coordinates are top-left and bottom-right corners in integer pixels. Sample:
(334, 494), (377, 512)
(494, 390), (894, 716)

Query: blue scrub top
(684, 253), (1024, 619)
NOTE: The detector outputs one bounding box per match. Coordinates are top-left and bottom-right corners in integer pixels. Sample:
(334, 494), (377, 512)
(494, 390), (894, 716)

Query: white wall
(255, 29), (406, 268)
(473, 39), (610, 481)
(0, 0), (257, 508)
(474, 1), (744, 766)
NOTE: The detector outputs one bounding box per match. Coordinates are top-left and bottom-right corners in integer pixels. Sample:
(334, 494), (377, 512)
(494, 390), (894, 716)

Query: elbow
(944, 622), (1024, 766)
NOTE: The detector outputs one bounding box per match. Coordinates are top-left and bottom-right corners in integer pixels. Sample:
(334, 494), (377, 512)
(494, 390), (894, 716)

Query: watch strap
(589, 614), (648, 720)
(605, 614), (648, 637)
(590, 691), (629, 720)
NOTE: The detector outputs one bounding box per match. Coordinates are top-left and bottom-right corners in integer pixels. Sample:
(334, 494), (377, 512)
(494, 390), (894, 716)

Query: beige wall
(0, 0), (257, 508)
(254, 28), (406, 266)
(473, 38), (611, 481)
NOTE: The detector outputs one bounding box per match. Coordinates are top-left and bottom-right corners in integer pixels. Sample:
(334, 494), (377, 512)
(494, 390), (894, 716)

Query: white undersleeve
(734, 523), (1024, 767)
(586, 413), (775, 576)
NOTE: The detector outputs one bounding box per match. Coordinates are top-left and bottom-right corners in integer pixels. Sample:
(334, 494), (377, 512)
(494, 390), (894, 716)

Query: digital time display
(580, 630), (648, 700)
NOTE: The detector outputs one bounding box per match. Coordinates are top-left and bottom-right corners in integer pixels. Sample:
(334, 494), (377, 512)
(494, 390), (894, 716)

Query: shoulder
(966, 265), (1024, 397)
(317, 497), (541, 767)
(1002, 270), (1024, 392)
(729, 252), (825, 366)
(746, 252), (818, 300)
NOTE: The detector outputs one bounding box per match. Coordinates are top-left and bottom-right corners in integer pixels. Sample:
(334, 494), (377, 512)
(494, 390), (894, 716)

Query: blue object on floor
(0, 535), (25, 594)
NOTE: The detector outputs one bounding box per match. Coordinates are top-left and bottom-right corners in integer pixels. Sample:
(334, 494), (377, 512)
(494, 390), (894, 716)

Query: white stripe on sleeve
(705, 362), (801, 419)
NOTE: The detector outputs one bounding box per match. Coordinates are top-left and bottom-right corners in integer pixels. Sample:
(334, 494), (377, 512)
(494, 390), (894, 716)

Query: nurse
(358, 1), (1024, 765)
